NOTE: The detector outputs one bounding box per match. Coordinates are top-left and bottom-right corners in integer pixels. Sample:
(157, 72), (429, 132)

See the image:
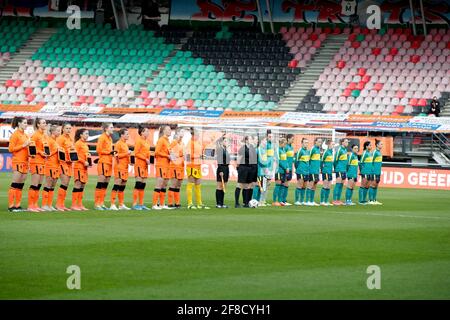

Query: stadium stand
(308, 27), (450, 115)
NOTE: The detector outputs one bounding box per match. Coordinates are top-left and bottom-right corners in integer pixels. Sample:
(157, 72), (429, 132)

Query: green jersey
(277, 146), (288, 174)
(309, 145), (321, 174)
(285, 143), (295, 171)
(295, 147), (310, 175)
(321, 148), (333, 174)
(347, 152), (359, 178)
(266, 140), (275, 173)
(360, 150), (373, 175)
(334, 145), (348, 173)
(372, 148), (383, 175)
(257, 145), (268, 176)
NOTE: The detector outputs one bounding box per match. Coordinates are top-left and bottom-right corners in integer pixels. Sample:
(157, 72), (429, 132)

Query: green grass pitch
(0, 172), (449, 299)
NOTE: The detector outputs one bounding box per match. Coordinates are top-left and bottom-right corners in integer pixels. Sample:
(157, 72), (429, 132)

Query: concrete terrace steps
(0, 28), (57, 83)
(276, 34), (347, 111)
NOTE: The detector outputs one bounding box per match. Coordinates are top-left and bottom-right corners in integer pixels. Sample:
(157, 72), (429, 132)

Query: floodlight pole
(119, 0), (129, 29)
(265, 0), (275, 34)
(255, 0), (265, 33)
(419, 0), (427, 35)
(111, 0), (120, 29)
(408, 0), (417, 36)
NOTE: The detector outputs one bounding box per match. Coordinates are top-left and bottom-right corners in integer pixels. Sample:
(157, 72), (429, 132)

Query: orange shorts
(134, 164), (148, 178)
(44, 166), (60, 179)
(97, 162), (112, 177)
(29, 163), (44, 175)
(74, 168), (88, 184)
(114, 167), (129, 181)
(155, 166), (170, 179)
(12, 162), (28, 174)
(60, 162), (73, 177)
(169, 167), (184, 180)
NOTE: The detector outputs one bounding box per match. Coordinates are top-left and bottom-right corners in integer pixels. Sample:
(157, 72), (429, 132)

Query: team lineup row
(7, 116), (383, 212)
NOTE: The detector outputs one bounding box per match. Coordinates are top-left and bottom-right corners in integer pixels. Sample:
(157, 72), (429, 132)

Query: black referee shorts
(237, 165), (256, 184)
(216, 165), (229, 183)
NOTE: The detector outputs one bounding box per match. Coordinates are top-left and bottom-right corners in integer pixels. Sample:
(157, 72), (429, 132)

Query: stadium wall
(169, 0), (450, 27)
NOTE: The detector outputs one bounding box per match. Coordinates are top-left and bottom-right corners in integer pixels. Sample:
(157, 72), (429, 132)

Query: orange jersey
(134, 136), (151, 167)
(155, 136), (170, 168)
(114, 139), (130, 170)
(96, 133), (113, 164)
(45, 136), (60, 168)
(56, 133), (74, 163)
(186, 139), (203, 169)
(74, 139), (89, 170)
(9, 129), (29, 165)
(29, 130), (47, 165)
(169, 140), (184, 168)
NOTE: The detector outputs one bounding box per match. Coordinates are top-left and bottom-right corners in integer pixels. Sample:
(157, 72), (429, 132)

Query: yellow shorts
(44, 166), (60, 179)
(186, 167), (202, 179)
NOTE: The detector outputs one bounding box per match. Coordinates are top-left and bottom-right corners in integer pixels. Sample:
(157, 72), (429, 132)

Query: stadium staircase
(441, 100), (450, 117)
(0, 28), (56, 84)
(277, 34), (347, 111)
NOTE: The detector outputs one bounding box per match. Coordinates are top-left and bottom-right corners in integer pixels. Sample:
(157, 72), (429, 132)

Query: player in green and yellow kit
(345, 144), (359, 206)
(370, 139), (383, 205)
(333, 138), (349, 205)
(320, 139), (334, 206)
(306, 138), (322, 206)
(281, 134), (295, 205)
(359, 141), (373, 205)
(294, 138), (310, 205)
(273, 138), (289, 206)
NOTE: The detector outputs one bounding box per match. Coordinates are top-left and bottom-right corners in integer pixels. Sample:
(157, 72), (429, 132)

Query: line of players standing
(215, 130), (383, 208)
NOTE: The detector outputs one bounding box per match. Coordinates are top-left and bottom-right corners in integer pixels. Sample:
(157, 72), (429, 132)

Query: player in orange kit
(55, 123), (74, 211)
(94, 122), (115, 210)
(132, 126), (151, 210)
(152, 125), (173, 210)
(72, 128), (90, 211)
(185, 127), (210, 210)
(110, 128), (131, 211)
(168, 128), (185, 209)
(28, 117), (48, 212)
(8, 116), (30, 212)
(41, 124), (61, 211)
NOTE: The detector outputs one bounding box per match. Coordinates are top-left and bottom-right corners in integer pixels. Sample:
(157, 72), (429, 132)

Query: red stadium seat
(361, 75), (371, 83)
(342, 89), (351, 97)
(372, 48), (381, 55)
(356, 81), (365, 90)
(357, 68), (366, 76)
(13, 80), (22, 88)
(337, 60), (346, 69)
(409, 98), (418, 106)
(56, 81), (65, 89)
(5, 80), (13, 87)
(347, 82), (357, 90)
(310, 33), (318, 41)
(288, 59), (298, 68)
(410, 55), (420, 63)
(24, 87), (33, 95)
(394, 105), (405, 113)
(374, 83), (383, 91)
(46, 74), (55, 81)
(351, 41), (360, 49)
(389, 48), (398, 55)
(348, 34), (357, 42)
(418, 98), (427, 107)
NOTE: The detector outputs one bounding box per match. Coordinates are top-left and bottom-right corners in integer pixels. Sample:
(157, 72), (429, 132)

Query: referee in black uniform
(215, 134), (230, 208)
(235, 135), (258, 208)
